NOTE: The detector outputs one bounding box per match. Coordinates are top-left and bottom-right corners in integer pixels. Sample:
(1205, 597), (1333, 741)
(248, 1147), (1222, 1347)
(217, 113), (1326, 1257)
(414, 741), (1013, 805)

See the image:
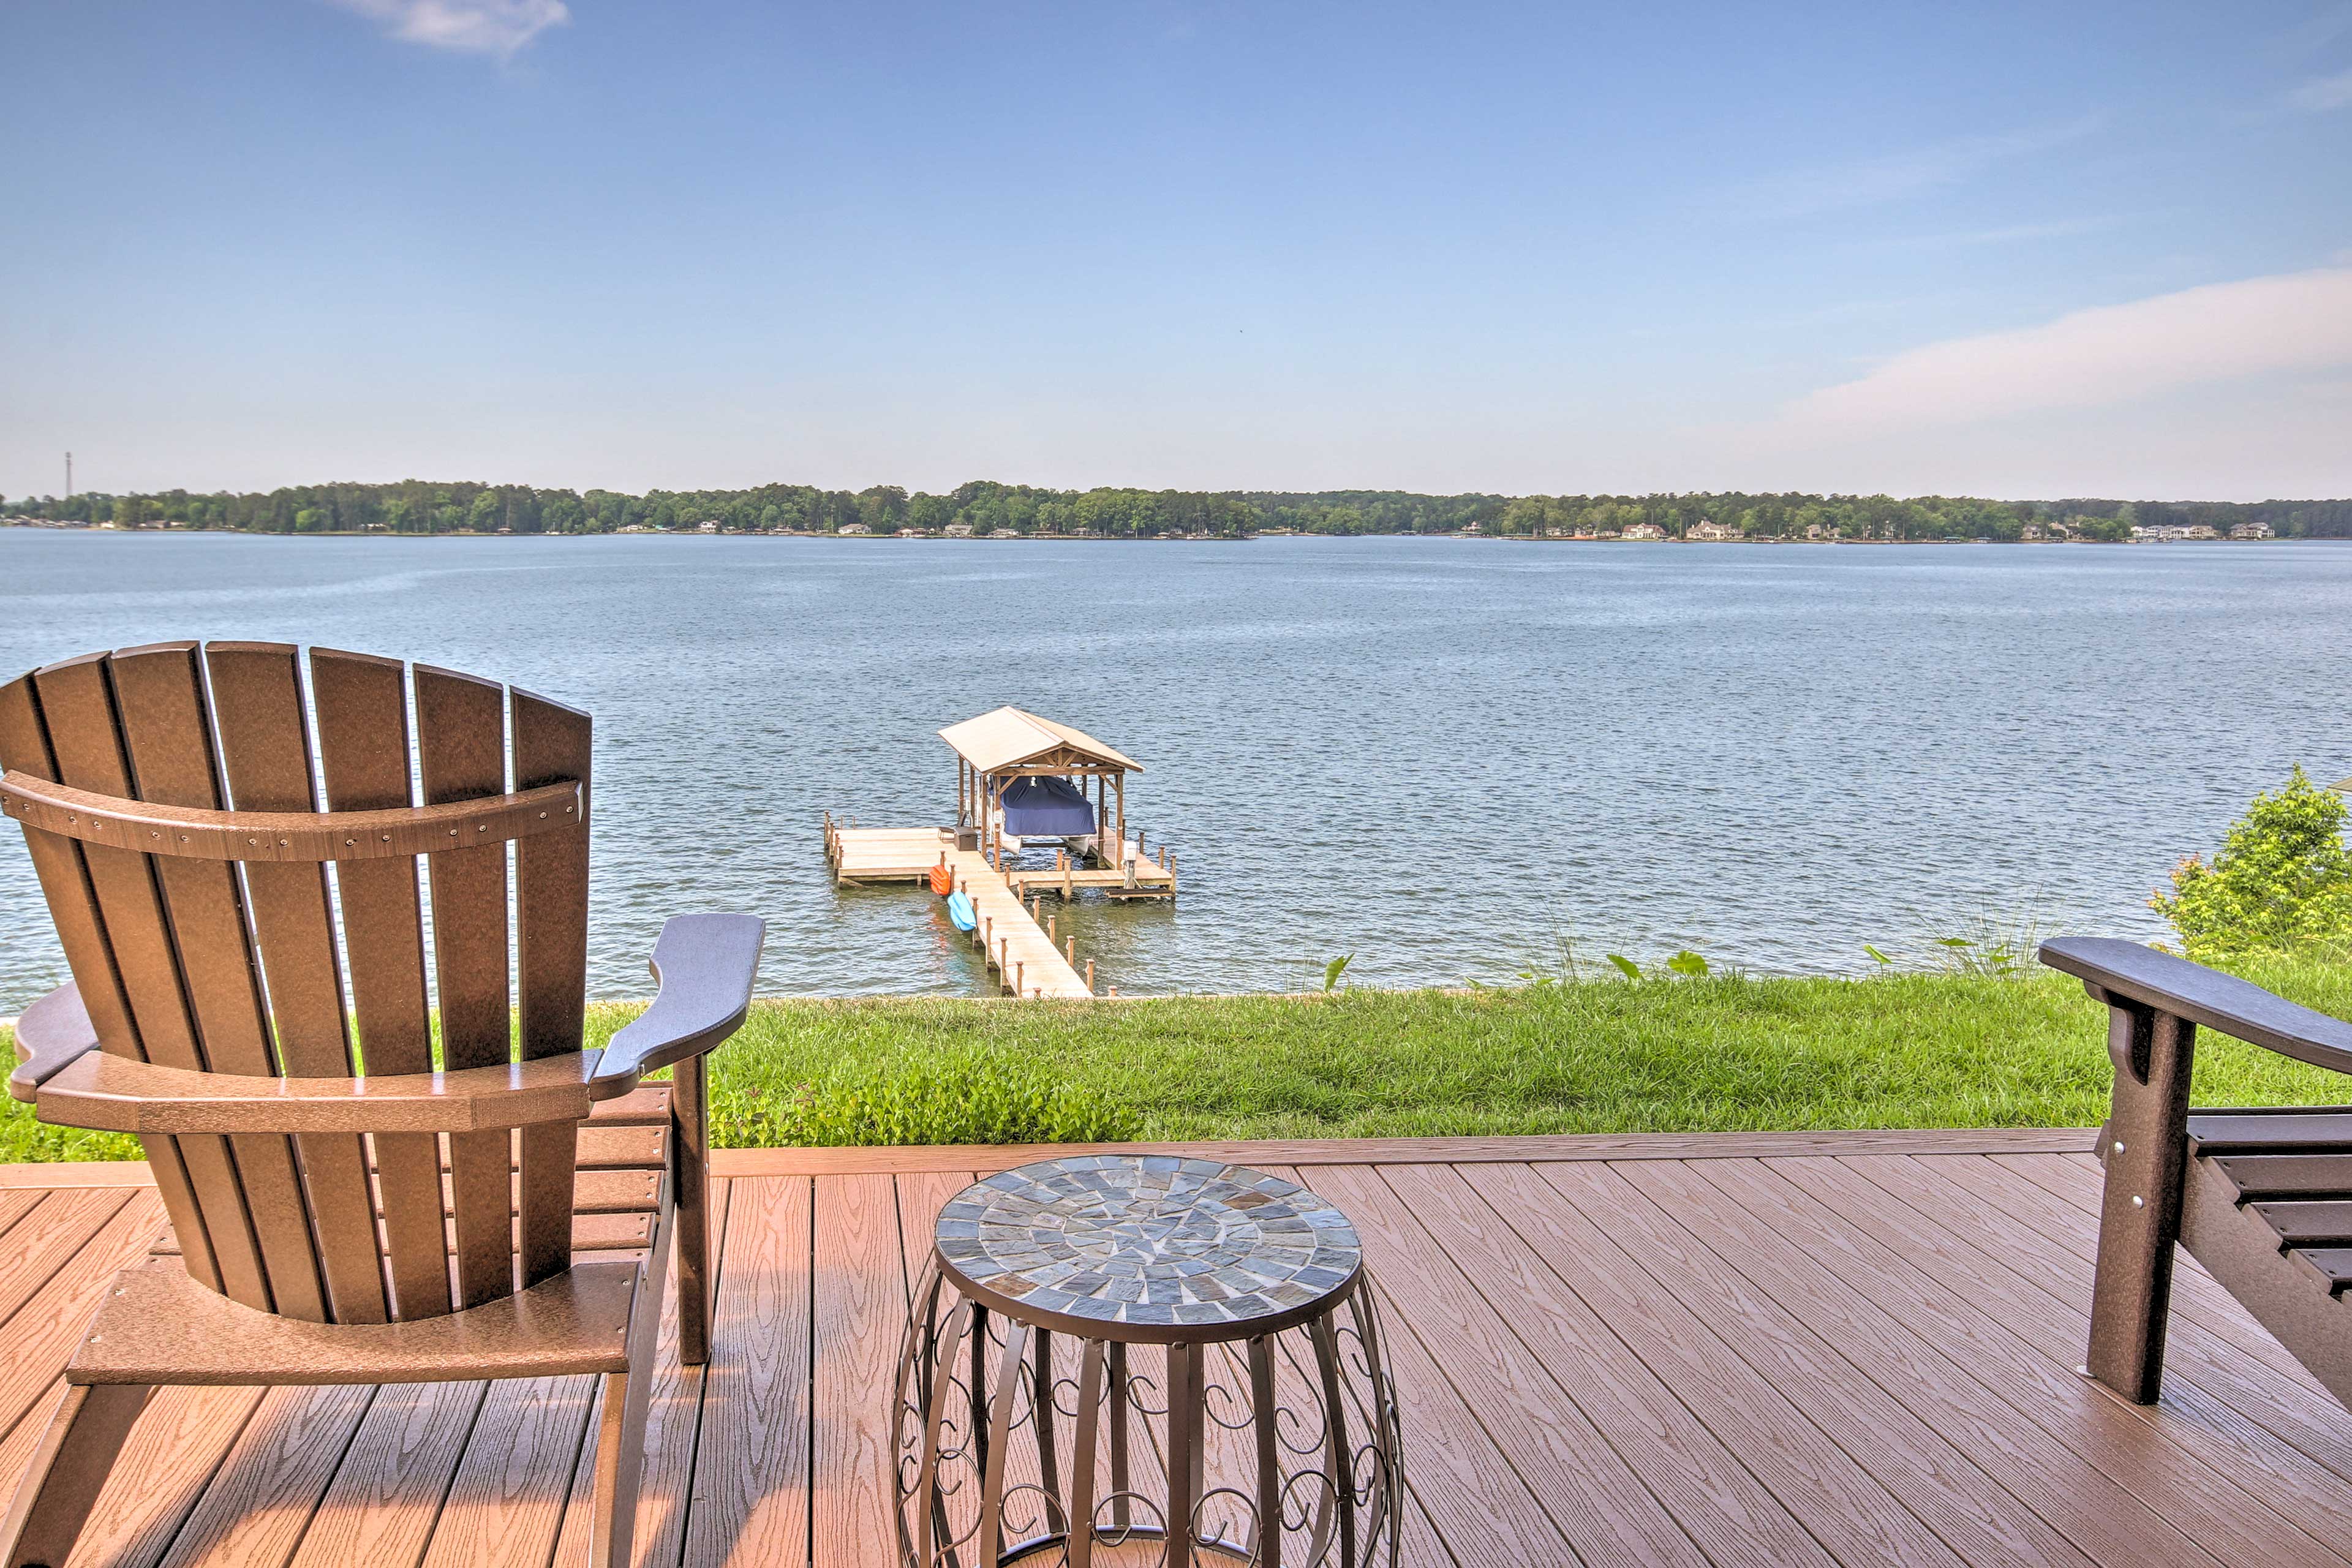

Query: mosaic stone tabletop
(934, 1155), (1363, 1332)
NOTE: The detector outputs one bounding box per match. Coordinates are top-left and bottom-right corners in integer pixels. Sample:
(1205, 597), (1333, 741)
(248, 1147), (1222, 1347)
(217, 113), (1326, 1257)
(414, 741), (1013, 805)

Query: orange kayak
(929, 862), (954, 897)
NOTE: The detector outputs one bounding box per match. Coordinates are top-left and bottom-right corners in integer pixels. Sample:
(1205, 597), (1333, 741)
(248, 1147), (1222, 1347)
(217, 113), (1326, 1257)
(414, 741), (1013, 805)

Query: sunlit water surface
(2, 530), (2343, 1009)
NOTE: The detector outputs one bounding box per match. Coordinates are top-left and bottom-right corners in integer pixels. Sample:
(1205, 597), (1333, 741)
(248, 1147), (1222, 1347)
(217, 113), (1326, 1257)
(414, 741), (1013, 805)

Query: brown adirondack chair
(2041, 936), (2352, 1406)
(0, 641), (764, 1568)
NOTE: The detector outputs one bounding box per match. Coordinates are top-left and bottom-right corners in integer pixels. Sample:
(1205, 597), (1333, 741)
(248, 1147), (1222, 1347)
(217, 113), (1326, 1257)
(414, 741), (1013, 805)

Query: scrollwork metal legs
(894, 1272), (1402, 1568)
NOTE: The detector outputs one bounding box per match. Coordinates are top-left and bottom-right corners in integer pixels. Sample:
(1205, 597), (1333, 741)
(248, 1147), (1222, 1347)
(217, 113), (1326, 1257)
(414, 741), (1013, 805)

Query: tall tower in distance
(65, 451), (73, 499)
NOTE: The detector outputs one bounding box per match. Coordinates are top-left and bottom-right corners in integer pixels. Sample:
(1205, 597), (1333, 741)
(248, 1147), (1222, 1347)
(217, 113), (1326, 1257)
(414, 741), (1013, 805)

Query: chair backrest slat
(109, 642), (333, 1322)
(6, 642), (593, 1325)
(1, 666), (235, 1299)
(202, 644), (356, 1072)
(202, 642), (385, 1323)
(414, 664), (516, 1308)
(511, 688), (591, 1288)
(107, 644), (273, 1072)
(26, 654), (276, 1310)
(310, 647), (453, 1319)
(0, 677), (143, 1064)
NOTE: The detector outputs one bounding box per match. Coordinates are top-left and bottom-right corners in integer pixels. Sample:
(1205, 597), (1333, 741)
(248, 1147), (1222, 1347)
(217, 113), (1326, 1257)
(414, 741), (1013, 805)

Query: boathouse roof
(938, 706), (1143, 775)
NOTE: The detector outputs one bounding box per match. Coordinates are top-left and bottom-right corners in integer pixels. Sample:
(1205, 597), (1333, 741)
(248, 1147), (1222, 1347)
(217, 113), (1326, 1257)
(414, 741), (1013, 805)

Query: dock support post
(1066, 937), (1076, 963)
(1086, 960), (1095, 994)
(1017, 960), (1025, 997)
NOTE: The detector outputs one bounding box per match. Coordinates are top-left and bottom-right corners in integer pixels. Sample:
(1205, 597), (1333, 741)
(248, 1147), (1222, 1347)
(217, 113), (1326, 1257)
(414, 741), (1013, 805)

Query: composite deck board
(1456, 1159), (2076, 1568)
(1793, 1154), (2352, 1563)
(61, 1387), (265, 1568)
(0, 1140), (2347, 1565)
(1915, 1152), (2352, 1490)
(1326, 1163), (1820, 1568)
(809, 1174), (901, 1566)
(154, 1384), (378, 1568)
(682, 1177), (813, 1568)
(1628, 1158), (2233, 1568)
(1283, 1165), (1683, 1568)
(1977, 1148), (2332, 1384)
(288, 1382), (490, 1568)
(418, 1374), (595, 1568)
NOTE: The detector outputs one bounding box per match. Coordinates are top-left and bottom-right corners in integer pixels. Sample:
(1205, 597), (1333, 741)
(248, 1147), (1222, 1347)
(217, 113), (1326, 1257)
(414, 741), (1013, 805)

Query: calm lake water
(1, 529), (2345, 1011)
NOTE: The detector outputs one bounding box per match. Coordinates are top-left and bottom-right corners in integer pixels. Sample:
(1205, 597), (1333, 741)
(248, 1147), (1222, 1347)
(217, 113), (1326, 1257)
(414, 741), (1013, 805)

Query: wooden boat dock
(822, 706), (1177, 998)
(11, 1125), (2351, 1567)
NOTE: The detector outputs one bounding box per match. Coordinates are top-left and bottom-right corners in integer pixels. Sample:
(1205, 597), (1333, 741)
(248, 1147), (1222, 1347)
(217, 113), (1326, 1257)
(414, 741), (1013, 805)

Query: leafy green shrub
(710, 1039), (1141, 1147)
(2152, 767), (2352, 960)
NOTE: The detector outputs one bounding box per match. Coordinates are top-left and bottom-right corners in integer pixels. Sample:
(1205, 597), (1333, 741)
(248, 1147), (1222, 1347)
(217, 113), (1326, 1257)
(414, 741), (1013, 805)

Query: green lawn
(7, 949), (2347, 1161)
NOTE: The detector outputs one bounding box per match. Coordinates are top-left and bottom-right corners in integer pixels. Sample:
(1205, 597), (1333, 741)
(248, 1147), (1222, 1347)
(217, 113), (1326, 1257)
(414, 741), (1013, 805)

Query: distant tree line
(5, 479), (2348, 541)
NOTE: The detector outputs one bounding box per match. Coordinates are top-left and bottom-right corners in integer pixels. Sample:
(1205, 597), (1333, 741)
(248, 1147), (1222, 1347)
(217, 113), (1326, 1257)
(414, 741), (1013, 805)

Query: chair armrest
(2038, 937), (2352, 1076)
(594, 913), (766, 1087)
(36, 1049), (608, 1136)
(10, 982), (101, 1104)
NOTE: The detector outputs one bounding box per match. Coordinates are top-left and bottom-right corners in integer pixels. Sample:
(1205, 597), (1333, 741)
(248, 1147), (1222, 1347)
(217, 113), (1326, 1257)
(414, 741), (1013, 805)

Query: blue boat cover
(946, 891), (976, 931)
(998, 774), (1098, 837)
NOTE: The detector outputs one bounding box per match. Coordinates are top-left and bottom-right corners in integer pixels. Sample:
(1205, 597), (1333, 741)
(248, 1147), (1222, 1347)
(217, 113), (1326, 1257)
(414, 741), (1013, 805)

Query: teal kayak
(946, 891), (976, 931)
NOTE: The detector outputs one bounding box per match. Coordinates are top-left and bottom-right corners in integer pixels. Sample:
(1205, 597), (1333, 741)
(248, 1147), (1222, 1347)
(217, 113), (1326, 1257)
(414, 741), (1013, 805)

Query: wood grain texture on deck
(0, 1132), (2345, 1567)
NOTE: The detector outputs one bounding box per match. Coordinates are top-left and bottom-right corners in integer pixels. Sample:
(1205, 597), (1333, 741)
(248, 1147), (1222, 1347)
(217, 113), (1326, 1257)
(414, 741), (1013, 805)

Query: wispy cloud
(1869, 214), (2133, 251)
(327, 0), (568, 56)
(1777, 266), (2352, 432)
(1728, 116), (2104, 220)
(2288, 66), (2352, 111)
(2273, 3), (2352, 59)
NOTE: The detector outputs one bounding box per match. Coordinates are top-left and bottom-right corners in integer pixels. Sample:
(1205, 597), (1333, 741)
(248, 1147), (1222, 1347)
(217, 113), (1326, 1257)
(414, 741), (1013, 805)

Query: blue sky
(4, 1), (2350, 500)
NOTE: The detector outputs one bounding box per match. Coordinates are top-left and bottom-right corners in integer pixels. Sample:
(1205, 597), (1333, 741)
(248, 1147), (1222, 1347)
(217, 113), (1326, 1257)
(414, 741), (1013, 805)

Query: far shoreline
(1, 521), (2326, 547)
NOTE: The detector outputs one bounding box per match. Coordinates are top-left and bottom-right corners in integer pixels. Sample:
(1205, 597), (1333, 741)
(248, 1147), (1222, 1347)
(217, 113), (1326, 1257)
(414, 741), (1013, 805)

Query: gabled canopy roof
(939, 706), (1143, 775)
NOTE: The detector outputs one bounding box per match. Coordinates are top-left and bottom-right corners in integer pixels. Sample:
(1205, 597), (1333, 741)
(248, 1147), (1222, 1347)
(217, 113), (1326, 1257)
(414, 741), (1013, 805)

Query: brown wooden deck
(4, 1127), (2350, 1567)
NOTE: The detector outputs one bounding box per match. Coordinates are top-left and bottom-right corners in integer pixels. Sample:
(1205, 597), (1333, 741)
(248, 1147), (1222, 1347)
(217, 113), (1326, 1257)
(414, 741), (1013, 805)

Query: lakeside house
(1688, 517), (1744, 541)
(2232, 520), (2275, 540)
(2133, 523), (2221, 542)
(1623, 521), (1667, 540)
(943, 522), (974, 537)
(837, 522), (870, 536)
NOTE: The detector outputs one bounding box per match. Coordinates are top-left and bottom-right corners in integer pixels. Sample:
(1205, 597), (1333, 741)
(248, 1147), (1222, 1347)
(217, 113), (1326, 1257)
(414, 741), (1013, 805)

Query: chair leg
(589, 1207), (671, 1568)
(672, 1055), (714, 1367)
(0, 1383), (153, 1568)
(2086, 1002), (2196, 1403)
(587, 1370), (646, 1568)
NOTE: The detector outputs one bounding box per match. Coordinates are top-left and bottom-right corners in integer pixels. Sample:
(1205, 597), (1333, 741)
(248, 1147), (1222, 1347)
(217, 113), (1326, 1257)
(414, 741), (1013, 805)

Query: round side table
(894, 1155), (1403, 1568)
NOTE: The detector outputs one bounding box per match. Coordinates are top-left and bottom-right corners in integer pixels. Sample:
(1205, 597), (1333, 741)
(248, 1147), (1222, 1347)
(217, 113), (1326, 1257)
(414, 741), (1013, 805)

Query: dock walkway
(826, 824), (1092, 998)
(941, 846), (1090, 998)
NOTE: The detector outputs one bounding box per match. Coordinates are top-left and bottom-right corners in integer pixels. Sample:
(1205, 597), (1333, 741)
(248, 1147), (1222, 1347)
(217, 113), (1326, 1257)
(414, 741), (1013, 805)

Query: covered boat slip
(821, 706), (1176, 998)
(940, 704), (1154, 875)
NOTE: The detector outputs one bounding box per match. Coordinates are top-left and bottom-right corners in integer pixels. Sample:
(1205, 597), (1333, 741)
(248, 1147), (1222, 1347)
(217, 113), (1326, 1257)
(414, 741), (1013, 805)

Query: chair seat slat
(2188, 1111), (2352, 1155)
